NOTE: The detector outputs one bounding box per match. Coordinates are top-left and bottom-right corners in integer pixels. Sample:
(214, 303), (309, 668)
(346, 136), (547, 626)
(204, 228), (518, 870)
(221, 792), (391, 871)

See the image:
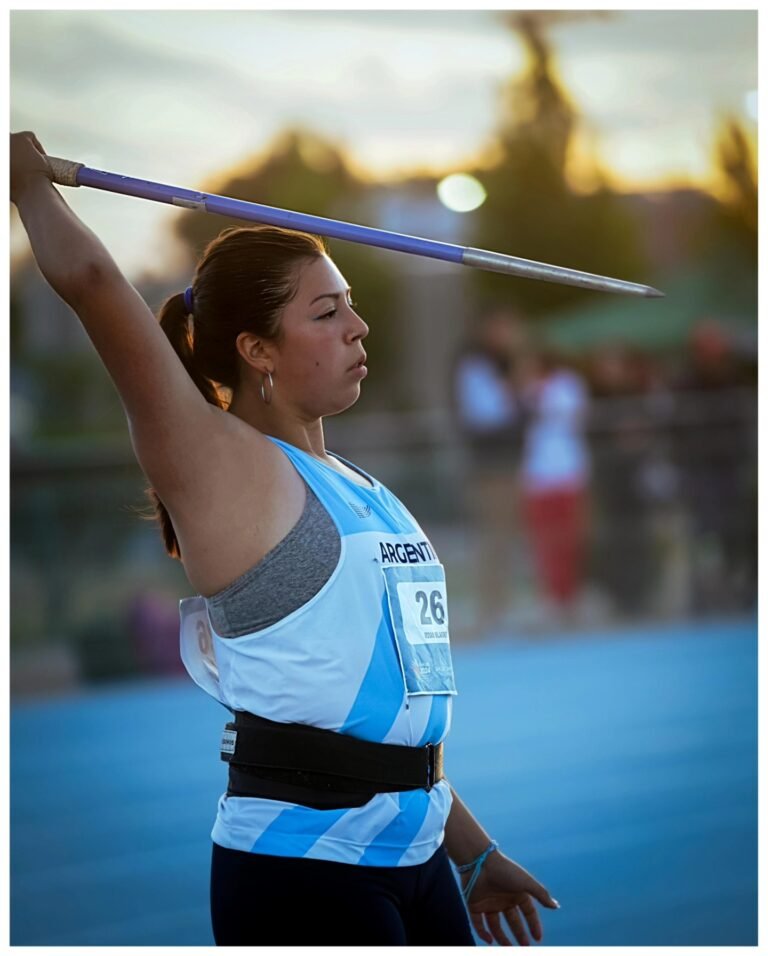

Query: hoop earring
(260, 371), (274, 405)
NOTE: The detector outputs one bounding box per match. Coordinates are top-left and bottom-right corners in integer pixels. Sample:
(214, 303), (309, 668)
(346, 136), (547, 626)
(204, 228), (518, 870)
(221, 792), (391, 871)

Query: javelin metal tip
(645, 287), (666, 298)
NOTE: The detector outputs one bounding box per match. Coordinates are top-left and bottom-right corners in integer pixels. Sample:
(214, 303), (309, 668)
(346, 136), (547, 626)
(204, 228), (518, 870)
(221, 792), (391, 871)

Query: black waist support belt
(221, 711), (445, 810)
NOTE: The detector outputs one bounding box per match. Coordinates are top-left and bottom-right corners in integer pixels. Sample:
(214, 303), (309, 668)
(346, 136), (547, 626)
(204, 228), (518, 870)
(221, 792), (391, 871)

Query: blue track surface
(11, 616), (757, 946)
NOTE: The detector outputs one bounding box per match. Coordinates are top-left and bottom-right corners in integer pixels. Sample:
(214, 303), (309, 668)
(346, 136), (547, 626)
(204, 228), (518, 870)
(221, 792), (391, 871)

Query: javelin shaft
(47, 157), (663, 298)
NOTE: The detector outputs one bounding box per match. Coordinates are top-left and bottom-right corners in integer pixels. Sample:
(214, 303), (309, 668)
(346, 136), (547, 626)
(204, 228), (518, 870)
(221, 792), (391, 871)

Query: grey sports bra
(206, 480), (341, 638)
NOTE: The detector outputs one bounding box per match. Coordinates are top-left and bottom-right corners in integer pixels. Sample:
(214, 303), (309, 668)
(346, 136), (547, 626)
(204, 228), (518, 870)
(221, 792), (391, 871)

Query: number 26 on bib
(382, 564), (458, 697)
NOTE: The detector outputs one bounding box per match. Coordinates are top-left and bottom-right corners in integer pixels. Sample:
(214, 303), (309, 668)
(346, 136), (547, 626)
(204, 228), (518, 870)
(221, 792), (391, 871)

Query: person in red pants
(520, 351), (590, 623)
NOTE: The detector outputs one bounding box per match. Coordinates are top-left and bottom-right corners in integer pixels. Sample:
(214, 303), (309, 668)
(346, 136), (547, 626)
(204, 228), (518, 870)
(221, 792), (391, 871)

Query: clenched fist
(10, 131), (53, 205)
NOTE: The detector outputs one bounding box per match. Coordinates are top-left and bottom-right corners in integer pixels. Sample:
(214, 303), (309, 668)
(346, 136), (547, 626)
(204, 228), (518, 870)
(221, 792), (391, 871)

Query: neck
(227, 383), (328, 460)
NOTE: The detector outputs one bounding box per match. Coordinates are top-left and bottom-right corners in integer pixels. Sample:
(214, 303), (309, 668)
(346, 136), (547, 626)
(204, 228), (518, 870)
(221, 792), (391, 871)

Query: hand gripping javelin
(47, 156), (664, 298)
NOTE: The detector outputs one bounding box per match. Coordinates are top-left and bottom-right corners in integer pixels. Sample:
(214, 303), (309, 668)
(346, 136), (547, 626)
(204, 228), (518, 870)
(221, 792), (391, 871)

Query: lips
(348, 352), (367, 371)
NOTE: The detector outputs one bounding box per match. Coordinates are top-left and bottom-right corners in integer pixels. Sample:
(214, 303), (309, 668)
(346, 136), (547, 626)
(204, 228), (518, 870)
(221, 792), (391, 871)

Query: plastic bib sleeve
(382, 564), (458, 696)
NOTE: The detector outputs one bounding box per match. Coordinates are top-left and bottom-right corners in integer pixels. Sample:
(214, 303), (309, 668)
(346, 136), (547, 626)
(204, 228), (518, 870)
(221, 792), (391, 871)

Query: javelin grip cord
(48, 156), (83, 188)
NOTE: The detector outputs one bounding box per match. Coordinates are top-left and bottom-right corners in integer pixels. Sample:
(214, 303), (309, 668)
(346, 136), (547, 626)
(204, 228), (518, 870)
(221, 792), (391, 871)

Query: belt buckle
(426, 743), (436, 792)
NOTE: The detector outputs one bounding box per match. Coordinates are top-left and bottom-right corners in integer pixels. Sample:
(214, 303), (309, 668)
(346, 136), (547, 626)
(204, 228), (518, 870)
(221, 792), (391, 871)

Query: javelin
(47, 156), (663, 298)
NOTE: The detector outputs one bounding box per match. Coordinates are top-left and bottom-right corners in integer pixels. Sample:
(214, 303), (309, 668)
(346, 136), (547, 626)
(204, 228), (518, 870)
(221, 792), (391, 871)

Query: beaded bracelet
(456, 839), (499, 902)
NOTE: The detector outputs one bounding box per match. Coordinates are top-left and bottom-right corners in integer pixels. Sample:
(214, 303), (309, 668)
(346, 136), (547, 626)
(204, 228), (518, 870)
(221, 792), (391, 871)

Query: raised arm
(10, 131), (239, 501)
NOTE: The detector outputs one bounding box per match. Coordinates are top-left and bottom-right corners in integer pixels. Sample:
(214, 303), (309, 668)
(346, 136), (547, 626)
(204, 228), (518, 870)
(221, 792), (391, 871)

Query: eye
(314, 308), (336, 321)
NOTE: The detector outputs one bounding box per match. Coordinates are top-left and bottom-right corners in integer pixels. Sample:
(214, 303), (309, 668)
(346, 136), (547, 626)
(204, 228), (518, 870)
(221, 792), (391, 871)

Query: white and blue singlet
(179, 437), (458, 867)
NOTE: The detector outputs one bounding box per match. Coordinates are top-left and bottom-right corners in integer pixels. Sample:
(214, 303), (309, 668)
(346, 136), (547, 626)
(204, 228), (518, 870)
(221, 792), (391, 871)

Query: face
(265, 255), (369, 418)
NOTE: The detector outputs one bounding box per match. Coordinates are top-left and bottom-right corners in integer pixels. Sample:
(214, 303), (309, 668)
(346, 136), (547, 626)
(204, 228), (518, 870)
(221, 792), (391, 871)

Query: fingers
(10, 131), (48, 167)
(518, 896), (543, 942)
(527, 878), (560, 910)
(13, 131), (45, 155)
(504, 907), (533, 946)
(486, 911), (514, 946)
(479, 906), (541, 948)
(25, 132), (47, 161)
(470, 912), (494, 945)
(476, 898), (551, 946)
(16, 131), (39, 149)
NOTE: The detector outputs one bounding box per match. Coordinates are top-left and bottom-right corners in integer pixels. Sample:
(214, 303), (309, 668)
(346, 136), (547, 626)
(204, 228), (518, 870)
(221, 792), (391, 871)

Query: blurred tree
(173, 127), (399, 411)
(471, 11), (647, 318)
(174, 129), (359, 257)
(677, 116), (758, 325)
(498, 12), (580, 177)
(693, 117), (757, 269)
(715, 118), (757, 236)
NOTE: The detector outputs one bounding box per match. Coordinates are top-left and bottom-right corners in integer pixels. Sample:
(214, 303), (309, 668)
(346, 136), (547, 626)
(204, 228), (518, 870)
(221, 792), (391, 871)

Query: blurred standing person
(588, 346), (660, 617)
(452, 308), (528, 635)
(520, 349), (590, 626)
(673, 319), (756, 611)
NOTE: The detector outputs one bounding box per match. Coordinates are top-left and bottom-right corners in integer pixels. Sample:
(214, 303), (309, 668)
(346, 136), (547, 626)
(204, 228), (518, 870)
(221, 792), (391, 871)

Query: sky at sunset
(9, 8), (758, 280)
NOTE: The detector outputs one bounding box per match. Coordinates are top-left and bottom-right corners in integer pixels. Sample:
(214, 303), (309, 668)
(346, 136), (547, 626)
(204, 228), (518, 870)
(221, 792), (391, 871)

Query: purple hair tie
(183, 286), (194, 315)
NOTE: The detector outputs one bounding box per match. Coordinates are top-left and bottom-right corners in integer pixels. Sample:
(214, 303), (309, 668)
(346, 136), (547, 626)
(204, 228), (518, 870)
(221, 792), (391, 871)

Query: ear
(235, 330), (276, 375)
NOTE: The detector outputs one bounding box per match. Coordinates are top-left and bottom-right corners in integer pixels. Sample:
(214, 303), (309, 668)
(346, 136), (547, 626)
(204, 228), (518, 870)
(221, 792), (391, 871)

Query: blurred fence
(10, 386), (755, 695)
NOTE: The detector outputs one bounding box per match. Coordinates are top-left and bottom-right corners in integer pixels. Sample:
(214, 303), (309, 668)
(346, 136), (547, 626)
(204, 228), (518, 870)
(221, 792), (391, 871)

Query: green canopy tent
(541, 257), (756, 355)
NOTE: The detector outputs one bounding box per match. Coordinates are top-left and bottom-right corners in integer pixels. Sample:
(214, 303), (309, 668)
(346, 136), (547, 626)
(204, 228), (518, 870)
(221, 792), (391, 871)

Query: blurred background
(9, 8), (758, 948)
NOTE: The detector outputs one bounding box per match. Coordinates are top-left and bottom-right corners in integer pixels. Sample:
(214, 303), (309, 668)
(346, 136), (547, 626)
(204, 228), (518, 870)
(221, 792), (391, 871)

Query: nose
(345, 308), (369, 342)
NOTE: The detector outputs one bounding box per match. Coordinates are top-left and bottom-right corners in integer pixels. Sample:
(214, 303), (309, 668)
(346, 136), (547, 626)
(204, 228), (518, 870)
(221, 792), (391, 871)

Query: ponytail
(159, 291), (224, 409)
(140, 224), (327, 560)
(145, 291), (224, 559)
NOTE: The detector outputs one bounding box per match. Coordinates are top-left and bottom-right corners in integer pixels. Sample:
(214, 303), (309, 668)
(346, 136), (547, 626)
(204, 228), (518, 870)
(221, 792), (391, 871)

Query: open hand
(461, 851), (560, 946)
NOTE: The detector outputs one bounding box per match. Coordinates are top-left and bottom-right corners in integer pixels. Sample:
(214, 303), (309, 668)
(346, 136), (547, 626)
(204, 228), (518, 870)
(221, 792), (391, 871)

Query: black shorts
(210, 840), (475, 946)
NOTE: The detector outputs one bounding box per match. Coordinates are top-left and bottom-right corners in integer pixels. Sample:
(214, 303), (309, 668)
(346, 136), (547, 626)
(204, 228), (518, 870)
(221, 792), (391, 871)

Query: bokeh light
(436, 173), (487, 212)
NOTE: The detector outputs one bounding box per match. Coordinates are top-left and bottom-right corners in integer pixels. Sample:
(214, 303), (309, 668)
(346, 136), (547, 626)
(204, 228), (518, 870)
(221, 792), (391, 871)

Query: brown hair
(147, 224), (327, 558)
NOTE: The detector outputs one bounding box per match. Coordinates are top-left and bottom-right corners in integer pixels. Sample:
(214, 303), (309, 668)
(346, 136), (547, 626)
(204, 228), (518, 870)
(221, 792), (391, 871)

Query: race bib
(382, 564), (457, 696)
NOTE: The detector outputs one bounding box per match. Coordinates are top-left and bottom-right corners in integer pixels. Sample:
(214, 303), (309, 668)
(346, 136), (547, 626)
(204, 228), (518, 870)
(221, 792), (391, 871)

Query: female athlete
(11, 130), (560, 946)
